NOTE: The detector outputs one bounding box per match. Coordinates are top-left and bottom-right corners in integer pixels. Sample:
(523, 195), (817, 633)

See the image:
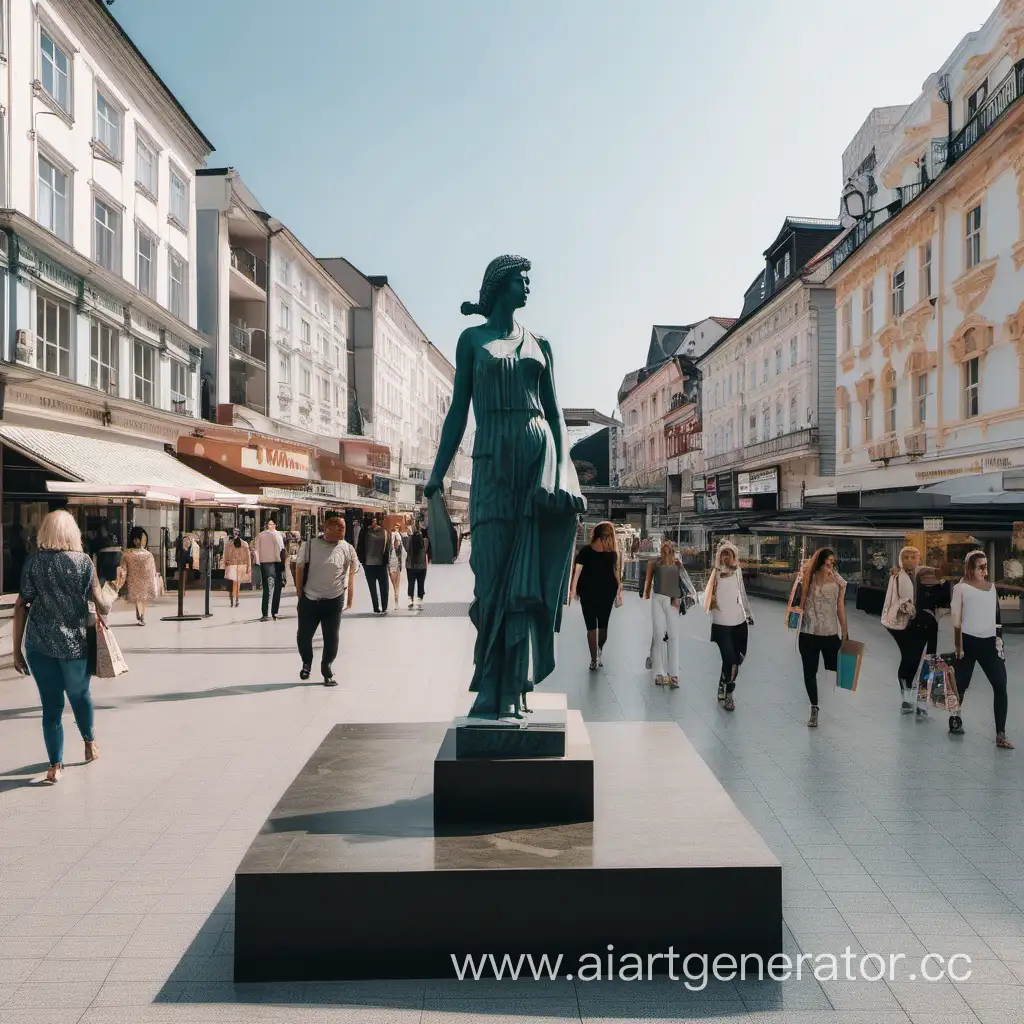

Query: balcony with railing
(229, 324), (267, 364)
(828, 58), (1024, 278)
(704, 427), (818, 472)
(229, 246), (268, 297)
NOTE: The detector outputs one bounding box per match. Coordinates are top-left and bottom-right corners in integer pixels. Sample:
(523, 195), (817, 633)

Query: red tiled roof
(710, 316), (738, 329)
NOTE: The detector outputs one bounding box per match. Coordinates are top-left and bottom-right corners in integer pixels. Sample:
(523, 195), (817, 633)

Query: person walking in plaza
(11, 510), (111, 784)
(405, 522), (430, 608)
(117, 527), (158, 626)
(951, 550), (1013, 747)
(643, 540), (684, 688)
(387, 526), (405, 605)
(295, 516), (358, 687)
(254, 519), (285, 621)
(223, 530), (252, 607)
(703, 542), (754, 710)
(882, 545), (938, 717)
(360, 514), (390, 614)
(789, 547), (848, 729)
(568, 522), (622, 671)
(92, 521), (122, 587)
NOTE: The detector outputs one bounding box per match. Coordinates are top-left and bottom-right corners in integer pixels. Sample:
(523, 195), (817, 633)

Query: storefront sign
(739, 497), (754, 509)
(693, 475), (706, 493)
(737, 468), (778, 495)
(240, 446), (310, 480)
(923, 517), (944, 532)
(916, 456), (1016, 482)
(705, 477), (716, 495)
(704, 493), (719, 511)
(868, 438), (900, 462)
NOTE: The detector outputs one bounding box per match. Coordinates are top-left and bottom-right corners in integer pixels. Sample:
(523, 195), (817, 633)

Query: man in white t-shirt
(294, 516), (358, 687)
(253, 519), (286, 621)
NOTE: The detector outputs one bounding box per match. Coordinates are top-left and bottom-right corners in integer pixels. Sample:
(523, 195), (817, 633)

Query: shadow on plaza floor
(0, 761), (51, 791)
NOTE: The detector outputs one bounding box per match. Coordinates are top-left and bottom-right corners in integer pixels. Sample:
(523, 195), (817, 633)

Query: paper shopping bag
(835, 639), (865, 692)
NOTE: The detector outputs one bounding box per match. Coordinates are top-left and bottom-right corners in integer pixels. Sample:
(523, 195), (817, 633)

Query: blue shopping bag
(835, 639), (865, 692)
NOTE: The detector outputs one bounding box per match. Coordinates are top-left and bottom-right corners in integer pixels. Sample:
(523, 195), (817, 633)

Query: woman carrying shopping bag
(703, 542), (754, 711)
(643, 540), (683, 688)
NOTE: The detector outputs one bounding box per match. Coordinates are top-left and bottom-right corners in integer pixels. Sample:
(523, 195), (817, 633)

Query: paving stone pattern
(1, 550), (1023, 1022)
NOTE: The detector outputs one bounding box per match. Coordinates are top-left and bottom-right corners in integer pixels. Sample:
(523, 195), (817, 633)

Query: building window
(964, 357), (980, 418)
(93, 197), (121, 272)
(841, 299), (853, 352)
(775, 347), (782, 375)
(966, 205), (982, 269)
(40, 30), (71, 114)
(334, 343), (342, 368)
(862, 382), (874, 441)
(789, 395), (797, 431)
(886, 380), (897, 433)
(891, 264), (905, 320)
(136, 226), (157, 298)
(95, 91), (122, 159)
(762, 407), (770, 440)
(279, 302), (290, 331)
(966, 81), (988, 120)
(37, 155), (70, 241)
(133, 341), (155, 405)
(790, 337), (798, 367)
(90, 320), (118, 394)
(915, 373), (928, 426)
(170, 360), (189, 409)
(300, 366), (312, 397)
(168, 250), (187, 320)
(279, 356), (291, 385)
(775, 402), (783, 436)
(920, 241), (933, 299)
(762, 357), (768, 383)
(136, 133), (158, 196)
(300, 319), (311, 347)
(169, 167), (189, 229)
(862, 286), (874, 340)
(784, 251), (791, 278)
(842, 406), (851, 450)
(651, 395), (658, 418)
(35, 295), (72, 378)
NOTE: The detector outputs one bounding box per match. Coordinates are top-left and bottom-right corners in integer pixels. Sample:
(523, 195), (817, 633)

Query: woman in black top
(568, 522), (622, 670)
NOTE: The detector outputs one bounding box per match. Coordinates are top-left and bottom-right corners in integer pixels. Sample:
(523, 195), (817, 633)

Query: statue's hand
(424, 478), (442, 499)
(535, 484), (586, 514)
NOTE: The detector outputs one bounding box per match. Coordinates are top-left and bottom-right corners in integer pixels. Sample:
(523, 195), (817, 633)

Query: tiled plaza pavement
(1, 552), (1024, 1023)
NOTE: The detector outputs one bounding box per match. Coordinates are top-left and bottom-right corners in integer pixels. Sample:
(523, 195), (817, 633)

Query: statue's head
(461, 255), (531, 317)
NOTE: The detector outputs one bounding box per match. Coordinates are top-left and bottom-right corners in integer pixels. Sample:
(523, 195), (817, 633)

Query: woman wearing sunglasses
(951, 550), (1012, 748)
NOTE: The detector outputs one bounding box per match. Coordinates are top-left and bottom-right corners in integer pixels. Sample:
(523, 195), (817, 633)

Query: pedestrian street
(2, 556), (1024, 1023)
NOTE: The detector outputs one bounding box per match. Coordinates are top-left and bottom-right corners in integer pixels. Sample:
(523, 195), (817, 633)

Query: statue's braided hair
(461, 255), (531, 317)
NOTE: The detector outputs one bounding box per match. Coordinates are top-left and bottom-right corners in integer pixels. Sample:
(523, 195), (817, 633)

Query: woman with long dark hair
(951, 550), (1012, 747)
(223, 529), (252, 607)
(405, 523), (430, 608)
(117, 526), (158, 626)
(789, 547), (848, 728)
(569, 522), (622, 670)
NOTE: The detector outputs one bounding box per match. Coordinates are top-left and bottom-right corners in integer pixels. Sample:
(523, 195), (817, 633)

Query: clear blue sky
(112, 0), (994, 413)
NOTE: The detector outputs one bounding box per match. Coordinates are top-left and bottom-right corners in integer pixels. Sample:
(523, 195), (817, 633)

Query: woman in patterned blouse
(12, 510), (111, 784)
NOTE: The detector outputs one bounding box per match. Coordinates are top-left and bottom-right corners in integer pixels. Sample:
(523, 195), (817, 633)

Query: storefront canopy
(0, 425), (249, 505)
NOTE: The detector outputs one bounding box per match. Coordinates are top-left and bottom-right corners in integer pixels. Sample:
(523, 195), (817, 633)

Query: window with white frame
(37, 155), (70, 241)
(300, 319), (311, 347)
(136, 133), (158, 196)
(95, 91), (122, 159)
(841, 299), (853, 352)
(169, 167), (189, 229)
(136, 225), (157, 298)
(915, 373), (928, 426)
(891, 264), (905, 320)
(964, 357), (980, 418)
(790, 336), (798, 367)
(168, 250), (187, 320)
(319, 376), (330, 404)
(40, 29), (71, 114)
(36, 295), (71, 378)
(862, 286), (874, 340)
(966, 205), (982, 270)
(966, 81), (988, 120)
(93, 197), (121, 272)
(170, 360), (189, 409)
(749, 414), (756, 441)
(920, 241), (932, 299)
(789, 395), (797, 431)
(279, 301), (290, 331)
(300, 365), (312, 396)
(279, 356), (291, 385)
(318, 332), (328, 358)
(133, 341), (156, 405)
(862, 381), (874, 441)
(886, 378), (897, 433)
(90, 320), (117, 394)
(783, 251), (791, 277)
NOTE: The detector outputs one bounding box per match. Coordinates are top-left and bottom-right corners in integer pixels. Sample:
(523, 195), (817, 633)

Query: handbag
(835, 639), (865, 692)
(880, 574), (914, 630)
(785, 578), (804, 643)
(94, 617), (129, 678)
(924, 653), (960, 712)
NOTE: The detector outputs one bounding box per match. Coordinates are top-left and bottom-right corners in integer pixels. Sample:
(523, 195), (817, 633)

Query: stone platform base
(234, 719), (781, 981)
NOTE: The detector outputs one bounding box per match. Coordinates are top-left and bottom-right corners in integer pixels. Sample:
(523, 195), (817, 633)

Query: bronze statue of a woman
(425, 256), (586, 719)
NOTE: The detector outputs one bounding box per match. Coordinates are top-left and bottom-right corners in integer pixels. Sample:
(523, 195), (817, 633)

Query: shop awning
(0, 425), (250, 504)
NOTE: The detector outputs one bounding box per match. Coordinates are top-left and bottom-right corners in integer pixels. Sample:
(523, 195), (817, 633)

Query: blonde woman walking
(643, 540), (683, 687)
(117, 527), (158, 625)
(703, 543), (754, 711)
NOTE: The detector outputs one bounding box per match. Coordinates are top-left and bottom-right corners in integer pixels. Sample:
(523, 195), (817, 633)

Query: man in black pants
(294, 517), (357, 686)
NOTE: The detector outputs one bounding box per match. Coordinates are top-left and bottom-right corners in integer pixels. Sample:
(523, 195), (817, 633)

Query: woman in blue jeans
(12, 510), (110, 784)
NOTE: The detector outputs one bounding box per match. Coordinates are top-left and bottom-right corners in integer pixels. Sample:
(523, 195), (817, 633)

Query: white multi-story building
(699, 218), (843, 511)
(826, 0), (1024, 496)
(1, 0), (212, 417)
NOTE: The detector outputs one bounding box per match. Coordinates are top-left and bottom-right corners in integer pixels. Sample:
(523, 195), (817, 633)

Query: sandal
(717, 681), (727, 703)
(589, 659), (598, 671)
(44, 764), (63, 784)
(807, 706), (819, 728)
(724, 695), (735, 711)
(667, 676), (679, 688)
(84, 741), (99, 763)
(997, 734), (1014, 749)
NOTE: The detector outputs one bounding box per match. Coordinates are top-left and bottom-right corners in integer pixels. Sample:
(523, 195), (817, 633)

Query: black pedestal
(234, 720), (782, 981)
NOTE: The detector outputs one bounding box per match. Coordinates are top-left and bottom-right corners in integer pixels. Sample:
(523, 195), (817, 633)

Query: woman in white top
(643, 541), (684, 688)
(951, 550), (1011, 747)
(387, 530), (405, 605)
(882, 546), (929, 716)
(702, 543), (753, 711)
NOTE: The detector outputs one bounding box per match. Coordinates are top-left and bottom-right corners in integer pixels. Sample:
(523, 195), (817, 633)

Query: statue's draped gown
(467, 330), (579, 716)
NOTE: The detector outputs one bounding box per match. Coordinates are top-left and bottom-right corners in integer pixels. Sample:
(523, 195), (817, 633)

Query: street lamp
(841, 183), (868, 220)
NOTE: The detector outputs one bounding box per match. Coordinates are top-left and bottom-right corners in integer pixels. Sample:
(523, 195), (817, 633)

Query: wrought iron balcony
(230, 246), (267, 290)
(950, 59), (1024, 162)
(704, 427), (818, 472)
